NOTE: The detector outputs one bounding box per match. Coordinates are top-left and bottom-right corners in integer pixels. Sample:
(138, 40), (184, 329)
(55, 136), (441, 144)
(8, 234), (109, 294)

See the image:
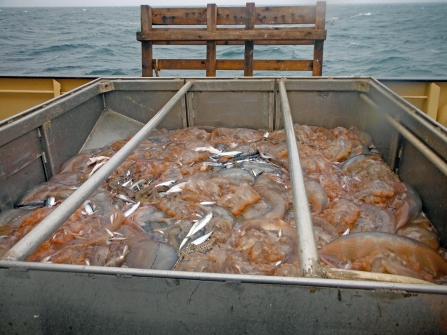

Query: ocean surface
(0, 3), (447, 78)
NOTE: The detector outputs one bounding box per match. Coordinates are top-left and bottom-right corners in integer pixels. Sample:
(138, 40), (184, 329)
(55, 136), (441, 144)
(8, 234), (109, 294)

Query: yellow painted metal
(0, 77), (93, 122)
(422, 82), (441, 121)
(437, 104), (447, 127)
(381, 80), (447, 125)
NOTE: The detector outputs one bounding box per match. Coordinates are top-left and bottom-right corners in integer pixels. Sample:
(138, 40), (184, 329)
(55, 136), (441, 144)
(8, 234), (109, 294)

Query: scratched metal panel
(1, 158), (46, 209)
(0, 130), (46, 209)
(282, 91), (365, 129)
(398, 141), (447, 247)
(41, 95), (103, 173)
(0, 267), (446, 335)
(0, 129), (43, 178)
(81, 110), (144, 152)
(104, 85), (186, 130)
(188, 91), (272, 129)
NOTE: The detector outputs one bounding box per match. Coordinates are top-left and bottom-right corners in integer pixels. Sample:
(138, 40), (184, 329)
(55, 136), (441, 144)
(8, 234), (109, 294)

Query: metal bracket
(98, 81), (115, 93)
(356, 79), (370, 92)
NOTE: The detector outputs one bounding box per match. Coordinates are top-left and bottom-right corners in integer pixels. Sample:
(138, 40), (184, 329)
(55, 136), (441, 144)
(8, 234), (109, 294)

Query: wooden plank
(244, 3), (255, 76)
(151, 59), (313, 71)
(152, 7), (207, 25)
(254, 6), (316, 25)
(141, 5), (153, 77)
(137, 28), (327, 42)
(313, 1), (326, 76)
(151, 6), (317, 25)
(206, 4), (217, 77)
(150, 40), (315, 46)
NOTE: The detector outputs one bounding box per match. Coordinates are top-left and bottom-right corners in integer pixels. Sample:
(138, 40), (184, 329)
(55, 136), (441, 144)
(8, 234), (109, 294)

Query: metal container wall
(0, 77), (446, 334)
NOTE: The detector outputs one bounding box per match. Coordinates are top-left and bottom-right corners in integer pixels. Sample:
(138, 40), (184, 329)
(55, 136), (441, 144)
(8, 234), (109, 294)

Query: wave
(28, 43), (93, 56)
(351, 12), (373, 18)
(86, 69), (128, 75)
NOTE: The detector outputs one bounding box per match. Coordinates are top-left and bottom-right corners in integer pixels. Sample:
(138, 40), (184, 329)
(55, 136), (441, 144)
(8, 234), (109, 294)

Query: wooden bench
(137, 2), (326, 77)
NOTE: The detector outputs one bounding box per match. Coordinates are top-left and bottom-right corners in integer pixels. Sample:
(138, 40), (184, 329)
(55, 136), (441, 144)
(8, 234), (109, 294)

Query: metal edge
(1, 260), (446, 294)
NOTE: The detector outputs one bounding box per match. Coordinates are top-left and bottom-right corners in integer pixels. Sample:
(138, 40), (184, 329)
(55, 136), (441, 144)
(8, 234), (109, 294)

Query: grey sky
(1, 0), (447, 6)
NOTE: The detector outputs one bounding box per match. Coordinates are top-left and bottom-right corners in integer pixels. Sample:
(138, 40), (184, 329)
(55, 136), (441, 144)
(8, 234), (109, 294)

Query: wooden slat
(152, 7), (207, 25)
(151, 59), (313, 71)
(151, 6), (316, 25)
(206, 4), (217, 77)
(141, 5), (153, 77)
(244, 3), (255, 76)
(150, 40), (315, 46)
(313, 1), (326, 76)
(137, 28), (326, 42)
(254, 6), (316, 25)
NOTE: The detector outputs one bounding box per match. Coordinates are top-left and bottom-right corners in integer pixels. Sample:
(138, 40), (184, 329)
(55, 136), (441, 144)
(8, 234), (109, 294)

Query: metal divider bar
(1, 80), (194, 262)
(360, 94), (447, 177)
(278, 78), (321, 277)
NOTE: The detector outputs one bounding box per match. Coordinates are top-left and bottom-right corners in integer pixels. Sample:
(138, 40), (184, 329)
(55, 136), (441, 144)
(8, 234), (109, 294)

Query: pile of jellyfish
(1, 124), (446, 284)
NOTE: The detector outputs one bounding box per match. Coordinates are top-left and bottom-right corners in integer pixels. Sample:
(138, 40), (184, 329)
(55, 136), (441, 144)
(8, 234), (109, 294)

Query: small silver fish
(260, 152), (273, 160)
(115, 193), (136, 204)
(105, 228), (114, 237)
(121, 179), (133, 188)
(188, 212), (213, 237)
(88, 160), (107, 178)
(110, 212), (119, 225)
(199, 201), (216, 206)
(87, 156), (110, 166)
(211, 151), (242, 160)
(190, 230), (214, 246)
(130, 179), (147, 192)
(155, 180), (176, 188)
(179, 213), (213, 250)
(193, 146), (221, 155)
(84, 200), (94, 215)
(46, 196), (56, 208)
(124, 202), (140, 218)
(166, 181), (188, 194)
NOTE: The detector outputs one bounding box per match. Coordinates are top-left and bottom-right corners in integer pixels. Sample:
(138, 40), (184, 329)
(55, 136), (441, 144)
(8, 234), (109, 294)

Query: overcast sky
(1, 0), (447, 6)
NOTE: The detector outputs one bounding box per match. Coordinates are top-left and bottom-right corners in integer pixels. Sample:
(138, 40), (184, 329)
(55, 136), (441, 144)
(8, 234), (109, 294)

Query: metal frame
(1, 77), (446, 288)
(1, 76), (447, 334)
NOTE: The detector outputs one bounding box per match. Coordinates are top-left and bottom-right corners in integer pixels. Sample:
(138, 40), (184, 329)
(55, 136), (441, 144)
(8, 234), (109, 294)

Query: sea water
(0, 3), (446, 78)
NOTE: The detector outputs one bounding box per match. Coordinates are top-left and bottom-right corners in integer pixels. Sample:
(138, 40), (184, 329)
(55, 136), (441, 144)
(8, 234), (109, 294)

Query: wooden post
(206, 4), (217, 76)
(141, 5), (153, 77)
(244, 2), (255, 76)
(313, 1), (326, 76)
